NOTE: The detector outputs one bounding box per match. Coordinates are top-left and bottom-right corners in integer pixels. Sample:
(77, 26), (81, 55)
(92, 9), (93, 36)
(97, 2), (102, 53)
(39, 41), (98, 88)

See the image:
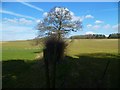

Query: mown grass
(1, 39), (120, 88)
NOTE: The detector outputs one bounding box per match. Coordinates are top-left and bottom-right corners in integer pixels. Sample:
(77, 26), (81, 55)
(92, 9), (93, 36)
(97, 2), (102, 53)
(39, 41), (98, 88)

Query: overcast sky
(0, 2), (119, 41)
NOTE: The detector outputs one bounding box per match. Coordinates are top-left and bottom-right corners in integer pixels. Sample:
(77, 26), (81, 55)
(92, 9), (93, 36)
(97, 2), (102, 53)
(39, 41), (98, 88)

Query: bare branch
(36, 6), (82, 39)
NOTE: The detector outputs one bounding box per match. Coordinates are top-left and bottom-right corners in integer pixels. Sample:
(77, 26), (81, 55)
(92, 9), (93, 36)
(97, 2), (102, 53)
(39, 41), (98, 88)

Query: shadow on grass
(2, 59), (45, 88)
(33, 51), (42, 53)
(2, 53), (120, 88)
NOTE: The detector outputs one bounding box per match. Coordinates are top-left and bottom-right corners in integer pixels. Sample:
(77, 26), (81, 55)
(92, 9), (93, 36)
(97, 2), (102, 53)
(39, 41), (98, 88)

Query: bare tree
(36, 6), (82, 88)
(36, 6), (82, 40)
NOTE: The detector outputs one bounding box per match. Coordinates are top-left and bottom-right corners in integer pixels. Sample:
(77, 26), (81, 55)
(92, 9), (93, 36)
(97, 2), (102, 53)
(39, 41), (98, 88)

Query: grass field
(1, 40), (43, 61)
(2, 39), (118, 60)
(66, 39), (118, 57)
(1, 39), (120, 88)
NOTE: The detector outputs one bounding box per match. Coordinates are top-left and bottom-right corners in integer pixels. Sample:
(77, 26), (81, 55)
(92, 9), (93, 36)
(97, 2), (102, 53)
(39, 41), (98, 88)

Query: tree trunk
(44, 49), (50, 88)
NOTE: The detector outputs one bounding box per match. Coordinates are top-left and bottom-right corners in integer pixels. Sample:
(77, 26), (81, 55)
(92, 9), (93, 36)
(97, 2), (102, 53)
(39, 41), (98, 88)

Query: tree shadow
(2, 59), (46, 88)
(56, 53), (120, 88)
(33, 51), (42, 53)
(2, 53), (120, 88)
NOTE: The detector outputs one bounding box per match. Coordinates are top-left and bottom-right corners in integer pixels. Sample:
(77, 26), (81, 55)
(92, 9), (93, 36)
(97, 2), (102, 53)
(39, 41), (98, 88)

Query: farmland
(2, 40), (43, 61)
(1, 39), (120, 88)
(2, 39), (118, 60)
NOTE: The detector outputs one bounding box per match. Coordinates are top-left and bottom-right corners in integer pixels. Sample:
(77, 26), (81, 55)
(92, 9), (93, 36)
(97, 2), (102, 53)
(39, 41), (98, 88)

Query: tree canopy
(36, 6), (82, 40)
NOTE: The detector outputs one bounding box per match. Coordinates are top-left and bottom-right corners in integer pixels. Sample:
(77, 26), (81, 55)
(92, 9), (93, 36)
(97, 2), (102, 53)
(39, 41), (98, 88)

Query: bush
(44, 37), (67, 64)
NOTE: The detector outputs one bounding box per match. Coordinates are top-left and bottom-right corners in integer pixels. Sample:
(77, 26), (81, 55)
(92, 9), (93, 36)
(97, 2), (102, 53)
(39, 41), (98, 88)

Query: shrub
(44, 37), (67, 64)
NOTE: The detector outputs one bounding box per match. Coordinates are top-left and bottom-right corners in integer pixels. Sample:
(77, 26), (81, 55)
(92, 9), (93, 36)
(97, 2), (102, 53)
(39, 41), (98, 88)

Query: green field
(2, 39), (118, 60)
(2, 40), (43, 61)
(1, 39), (120, 88)
(66, 39), (118, 57)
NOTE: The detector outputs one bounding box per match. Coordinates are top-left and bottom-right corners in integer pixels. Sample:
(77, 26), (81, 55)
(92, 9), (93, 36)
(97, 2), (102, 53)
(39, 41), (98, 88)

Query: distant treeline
(70, 33), (120, 39)
(108, 33), (120, 39)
